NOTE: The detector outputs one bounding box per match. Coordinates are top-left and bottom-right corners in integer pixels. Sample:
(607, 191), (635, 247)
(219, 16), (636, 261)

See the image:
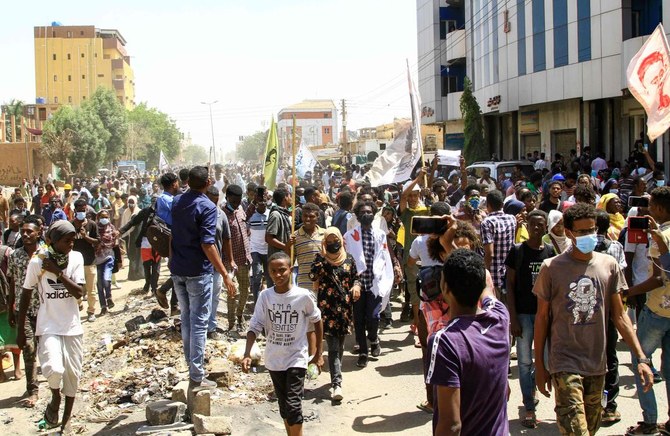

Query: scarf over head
(321, 226), (347, 266)
(597, 193), (625, 239)
(46, 220), (76, 268)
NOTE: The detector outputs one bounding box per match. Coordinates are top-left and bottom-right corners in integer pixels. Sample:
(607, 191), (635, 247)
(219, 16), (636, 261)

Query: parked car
(466, 160), (535, 181)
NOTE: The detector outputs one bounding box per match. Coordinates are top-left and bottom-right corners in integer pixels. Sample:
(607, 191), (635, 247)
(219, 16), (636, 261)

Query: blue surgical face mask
(657, 180), (666, 187)
(609, 188), (619, 194)
(99, 218), (110, 226)
(574, 234), (598, 254)
(75, 211), (86, 221)
(591, 170), (597, 178)
(468, 196), (480, 209)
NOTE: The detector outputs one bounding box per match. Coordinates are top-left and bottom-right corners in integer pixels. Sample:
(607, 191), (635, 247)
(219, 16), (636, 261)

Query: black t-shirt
(504, 243), (555, 315)
(538, 199), (562, 214)
(72, 220), (98, 266)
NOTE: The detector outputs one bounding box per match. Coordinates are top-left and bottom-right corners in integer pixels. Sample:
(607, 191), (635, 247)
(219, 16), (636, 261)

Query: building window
(54, 96), (58, 103)
(97, 74), (104, 78)
(67, 31), (72, 38)
(38, 108), (47, 121)
(553, 0), (569, 67)
(80, 30), (84, 36)
(517, 0), (526, 76)
(380, 144), (386, 150)
(578, 0), (591, 62)
(441, 76), (458, 97)
(81, 53), (85, 58)
(53, 75), (57, 82)
(532, 0), (546, 72)
(52, 53), (56, 60)
(68, 75), (71, 81)
(68, 96), (72, 103)
(82, 74), (86, 79)
(324, 127), (330, 134)
(67, 53), (71, 60)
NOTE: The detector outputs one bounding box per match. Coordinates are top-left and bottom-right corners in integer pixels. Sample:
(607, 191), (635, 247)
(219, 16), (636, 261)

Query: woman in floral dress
(309, 227), (360, 402)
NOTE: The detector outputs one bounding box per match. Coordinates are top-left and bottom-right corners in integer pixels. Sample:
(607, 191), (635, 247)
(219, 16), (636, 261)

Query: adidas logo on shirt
(46, 278), (70, 299)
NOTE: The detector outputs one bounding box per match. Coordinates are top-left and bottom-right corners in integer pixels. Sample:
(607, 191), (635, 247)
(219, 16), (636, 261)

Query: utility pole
(341, 99), (347, 164)
(201, 100), (218, 165)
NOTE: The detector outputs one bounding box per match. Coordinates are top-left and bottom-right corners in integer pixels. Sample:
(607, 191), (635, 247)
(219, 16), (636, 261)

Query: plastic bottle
(307, 363), (319, 380)
(601, 390), (608, 408)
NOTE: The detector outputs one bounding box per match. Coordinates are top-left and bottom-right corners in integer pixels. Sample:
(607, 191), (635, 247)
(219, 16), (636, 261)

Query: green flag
(263, 117), (279, 190)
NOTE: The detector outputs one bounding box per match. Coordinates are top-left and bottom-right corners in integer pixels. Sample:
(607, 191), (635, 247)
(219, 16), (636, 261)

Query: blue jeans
(209, 272), (222, 332)
(172, 273), (212, 382)
(96, 257), (114, 308)
(516, 313), (536, 411)
(250, 252), (268, 301)
(634, 305), (670, 424)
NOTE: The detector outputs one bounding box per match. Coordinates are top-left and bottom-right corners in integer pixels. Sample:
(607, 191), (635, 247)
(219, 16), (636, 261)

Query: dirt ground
(0, 265), (666, 435)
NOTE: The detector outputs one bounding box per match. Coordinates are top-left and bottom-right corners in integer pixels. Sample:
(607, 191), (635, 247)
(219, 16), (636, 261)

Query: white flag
(367, 62), (423, 187)
(159, 150), (169, 170)
(627, 23), (670, 141)
(295, 140), (318, 178)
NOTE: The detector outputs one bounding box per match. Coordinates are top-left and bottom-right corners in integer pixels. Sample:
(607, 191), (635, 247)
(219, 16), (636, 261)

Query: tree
(84, 87), (128, 163)
(459, 77), (487, 164)
(42, 105), (110, 177)
(127, 103), (182, 168)
(237, 130), (268, 161)
(182, 145), (208, 165)
(2, 99), (24, 142)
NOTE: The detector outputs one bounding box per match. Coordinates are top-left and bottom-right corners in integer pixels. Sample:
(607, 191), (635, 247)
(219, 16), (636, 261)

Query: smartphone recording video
(629, 216), (649, 230)
(411, 216), (447, 235)
(628, 196), (649, 208)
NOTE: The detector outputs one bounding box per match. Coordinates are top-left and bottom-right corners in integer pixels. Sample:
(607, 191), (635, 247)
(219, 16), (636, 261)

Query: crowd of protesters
(1, 142), (670, 435)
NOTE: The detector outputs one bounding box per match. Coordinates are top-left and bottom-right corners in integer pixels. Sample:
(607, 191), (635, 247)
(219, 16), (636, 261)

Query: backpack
(417, 265), (443, 302)
(146, 215), (171, 258)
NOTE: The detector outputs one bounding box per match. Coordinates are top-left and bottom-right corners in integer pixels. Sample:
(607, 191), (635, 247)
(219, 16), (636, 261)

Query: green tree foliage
(459, 77), (487, 164)
(182, 145), (208, 165)
(2, 99), (24, 142)
(84, 87), (128, 162)
(42, 105), (110, 177)
(127, 103), (182, 168)
(237, 130), (269, 161)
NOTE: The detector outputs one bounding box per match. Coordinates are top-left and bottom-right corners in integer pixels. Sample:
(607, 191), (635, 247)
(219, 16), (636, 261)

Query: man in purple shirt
(170, 166), (235, 391)
(426, 249), (510, 435)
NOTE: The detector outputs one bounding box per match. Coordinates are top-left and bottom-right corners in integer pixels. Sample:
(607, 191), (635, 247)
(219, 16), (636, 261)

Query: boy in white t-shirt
(242, 251), (323, 436)
(16, 221), (85, 432)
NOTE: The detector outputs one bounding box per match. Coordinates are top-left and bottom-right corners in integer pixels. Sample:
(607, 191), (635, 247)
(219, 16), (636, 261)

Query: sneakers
(351, 344), (361, 355)
(370, 341), (381, 358)
(331, 385), (343, 401)
(356, 355), (368, 368)
(189, 377), (217, 390)
(106, 298), (115, 309)
(601, 408), (621, 424)
(87, 313), (96, 323)
(155, 289), (169, 309)
(626, 422), (659, 435)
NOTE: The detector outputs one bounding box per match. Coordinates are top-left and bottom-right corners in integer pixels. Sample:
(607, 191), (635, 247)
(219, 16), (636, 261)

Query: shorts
(38, 334), (84, 397)
(269, 367), (306, 426)
(141, 247), (161, 263)
(406, 264), (419, 305)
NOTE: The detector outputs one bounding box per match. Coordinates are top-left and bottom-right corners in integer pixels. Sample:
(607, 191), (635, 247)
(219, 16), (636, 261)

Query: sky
(0, 0), (419, 158)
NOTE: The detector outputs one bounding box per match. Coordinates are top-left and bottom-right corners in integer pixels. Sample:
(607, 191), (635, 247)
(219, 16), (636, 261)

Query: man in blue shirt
(170, 166), (235, 390)
(155, 172), (179, 311)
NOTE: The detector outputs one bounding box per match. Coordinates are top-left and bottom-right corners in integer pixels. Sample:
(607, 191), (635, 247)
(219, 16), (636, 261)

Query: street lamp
(201, 100), (218, 165)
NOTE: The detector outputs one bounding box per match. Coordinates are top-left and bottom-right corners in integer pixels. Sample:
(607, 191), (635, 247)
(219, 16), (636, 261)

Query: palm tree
(2, 99), (25, 142)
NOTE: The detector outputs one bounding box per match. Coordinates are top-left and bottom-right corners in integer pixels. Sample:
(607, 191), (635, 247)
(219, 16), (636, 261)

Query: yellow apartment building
(34, 25), (135, 109)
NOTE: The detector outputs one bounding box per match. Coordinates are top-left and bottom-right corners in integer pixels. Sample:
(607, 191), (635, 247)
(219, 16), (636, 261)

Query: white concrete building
(277, 100), (339, 156)
(417, 0), (670, 166)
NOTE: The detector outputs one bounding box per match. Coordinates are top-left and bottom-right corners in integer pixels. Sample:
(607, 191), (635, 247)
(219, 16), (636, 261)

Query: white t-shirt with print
(409, 235), (443, 267)
(24, 251), (85, 336)
(248, 285), (321, 371)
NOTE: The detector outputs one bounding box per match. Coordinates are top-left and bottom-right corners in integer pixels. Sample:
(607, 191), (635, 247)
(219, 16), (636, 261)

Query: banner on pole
(627, 23), (670, 141)
(263, 117), (279, 190)
(366, 63), (424, 186)
(295, 140), (318, 178)
(159, 150), (169, 170)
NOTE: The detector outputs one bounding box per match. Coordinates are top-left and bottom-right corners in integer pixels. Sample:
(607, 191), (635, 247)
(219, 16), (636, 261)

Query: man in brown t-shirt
(533, 203), (653, 435)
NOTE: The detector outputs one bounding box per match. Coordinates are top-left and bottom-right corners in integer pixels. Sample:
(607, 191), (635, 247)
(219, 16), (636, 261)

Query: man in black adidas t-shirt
(504, 209), (555, 429)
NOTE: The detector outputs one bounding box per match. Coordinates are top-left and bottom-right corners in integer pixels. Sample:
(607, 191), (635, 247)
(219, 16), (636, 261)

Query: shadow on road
(375, 357), (423, 377)
(352, 410), (431, 433)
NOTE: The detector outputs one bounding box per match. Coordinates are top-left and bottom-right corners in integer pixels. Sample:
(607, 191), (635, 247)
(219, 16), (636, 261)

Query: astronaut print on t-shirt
(567, 276), (601, 325)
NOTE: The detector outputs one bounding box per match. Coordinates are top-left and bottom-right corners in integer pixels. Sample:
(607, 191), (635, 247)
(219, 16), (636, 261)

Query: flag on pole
(366, 62), (423, 187)
(263, 117), (279, 190)
(627, 23), (670, 141)
(159, 150), (169, 170)
(295, 140), (318, 178)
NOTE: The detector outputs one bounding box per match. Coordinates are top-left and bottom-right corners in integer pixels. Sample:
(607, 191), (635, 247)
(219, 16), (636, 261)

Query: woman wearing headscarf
(543, 210), (572, 254)
(94, 210), (118, 315)
(309, 227), (360, 402)
(120, 196), (143, 280)
(597, 193), (625, 240)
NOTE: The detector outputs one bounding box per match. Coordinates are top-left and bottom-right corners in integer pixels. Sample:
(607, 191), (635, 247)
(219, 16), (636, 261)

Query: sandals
(40, 402), (60, 430)
(416, 401), (433, 414)
(521, 411), (537, 429)
(19, 393), (38, 408)
(625, 422), (659, 435)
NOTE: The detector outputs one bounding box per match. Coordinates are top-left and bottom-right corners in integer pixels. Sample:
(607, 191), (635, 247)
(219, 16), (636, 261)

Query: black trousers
(269, 368), (306, 426)
(605, 319), (619, 411)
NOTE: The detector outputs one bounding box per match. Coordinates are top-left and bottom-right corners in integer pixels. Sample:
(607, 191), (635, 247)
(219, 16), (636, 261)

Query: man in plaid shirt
(222, 184), (252, 331)
(481, 190), (517, 295)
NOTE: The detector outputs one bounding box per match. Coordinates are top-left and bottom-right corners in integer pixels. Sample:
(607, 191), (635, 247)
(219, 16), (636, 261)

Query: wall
(0, 142), (52, 186)
(518, 99), (581, 156)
